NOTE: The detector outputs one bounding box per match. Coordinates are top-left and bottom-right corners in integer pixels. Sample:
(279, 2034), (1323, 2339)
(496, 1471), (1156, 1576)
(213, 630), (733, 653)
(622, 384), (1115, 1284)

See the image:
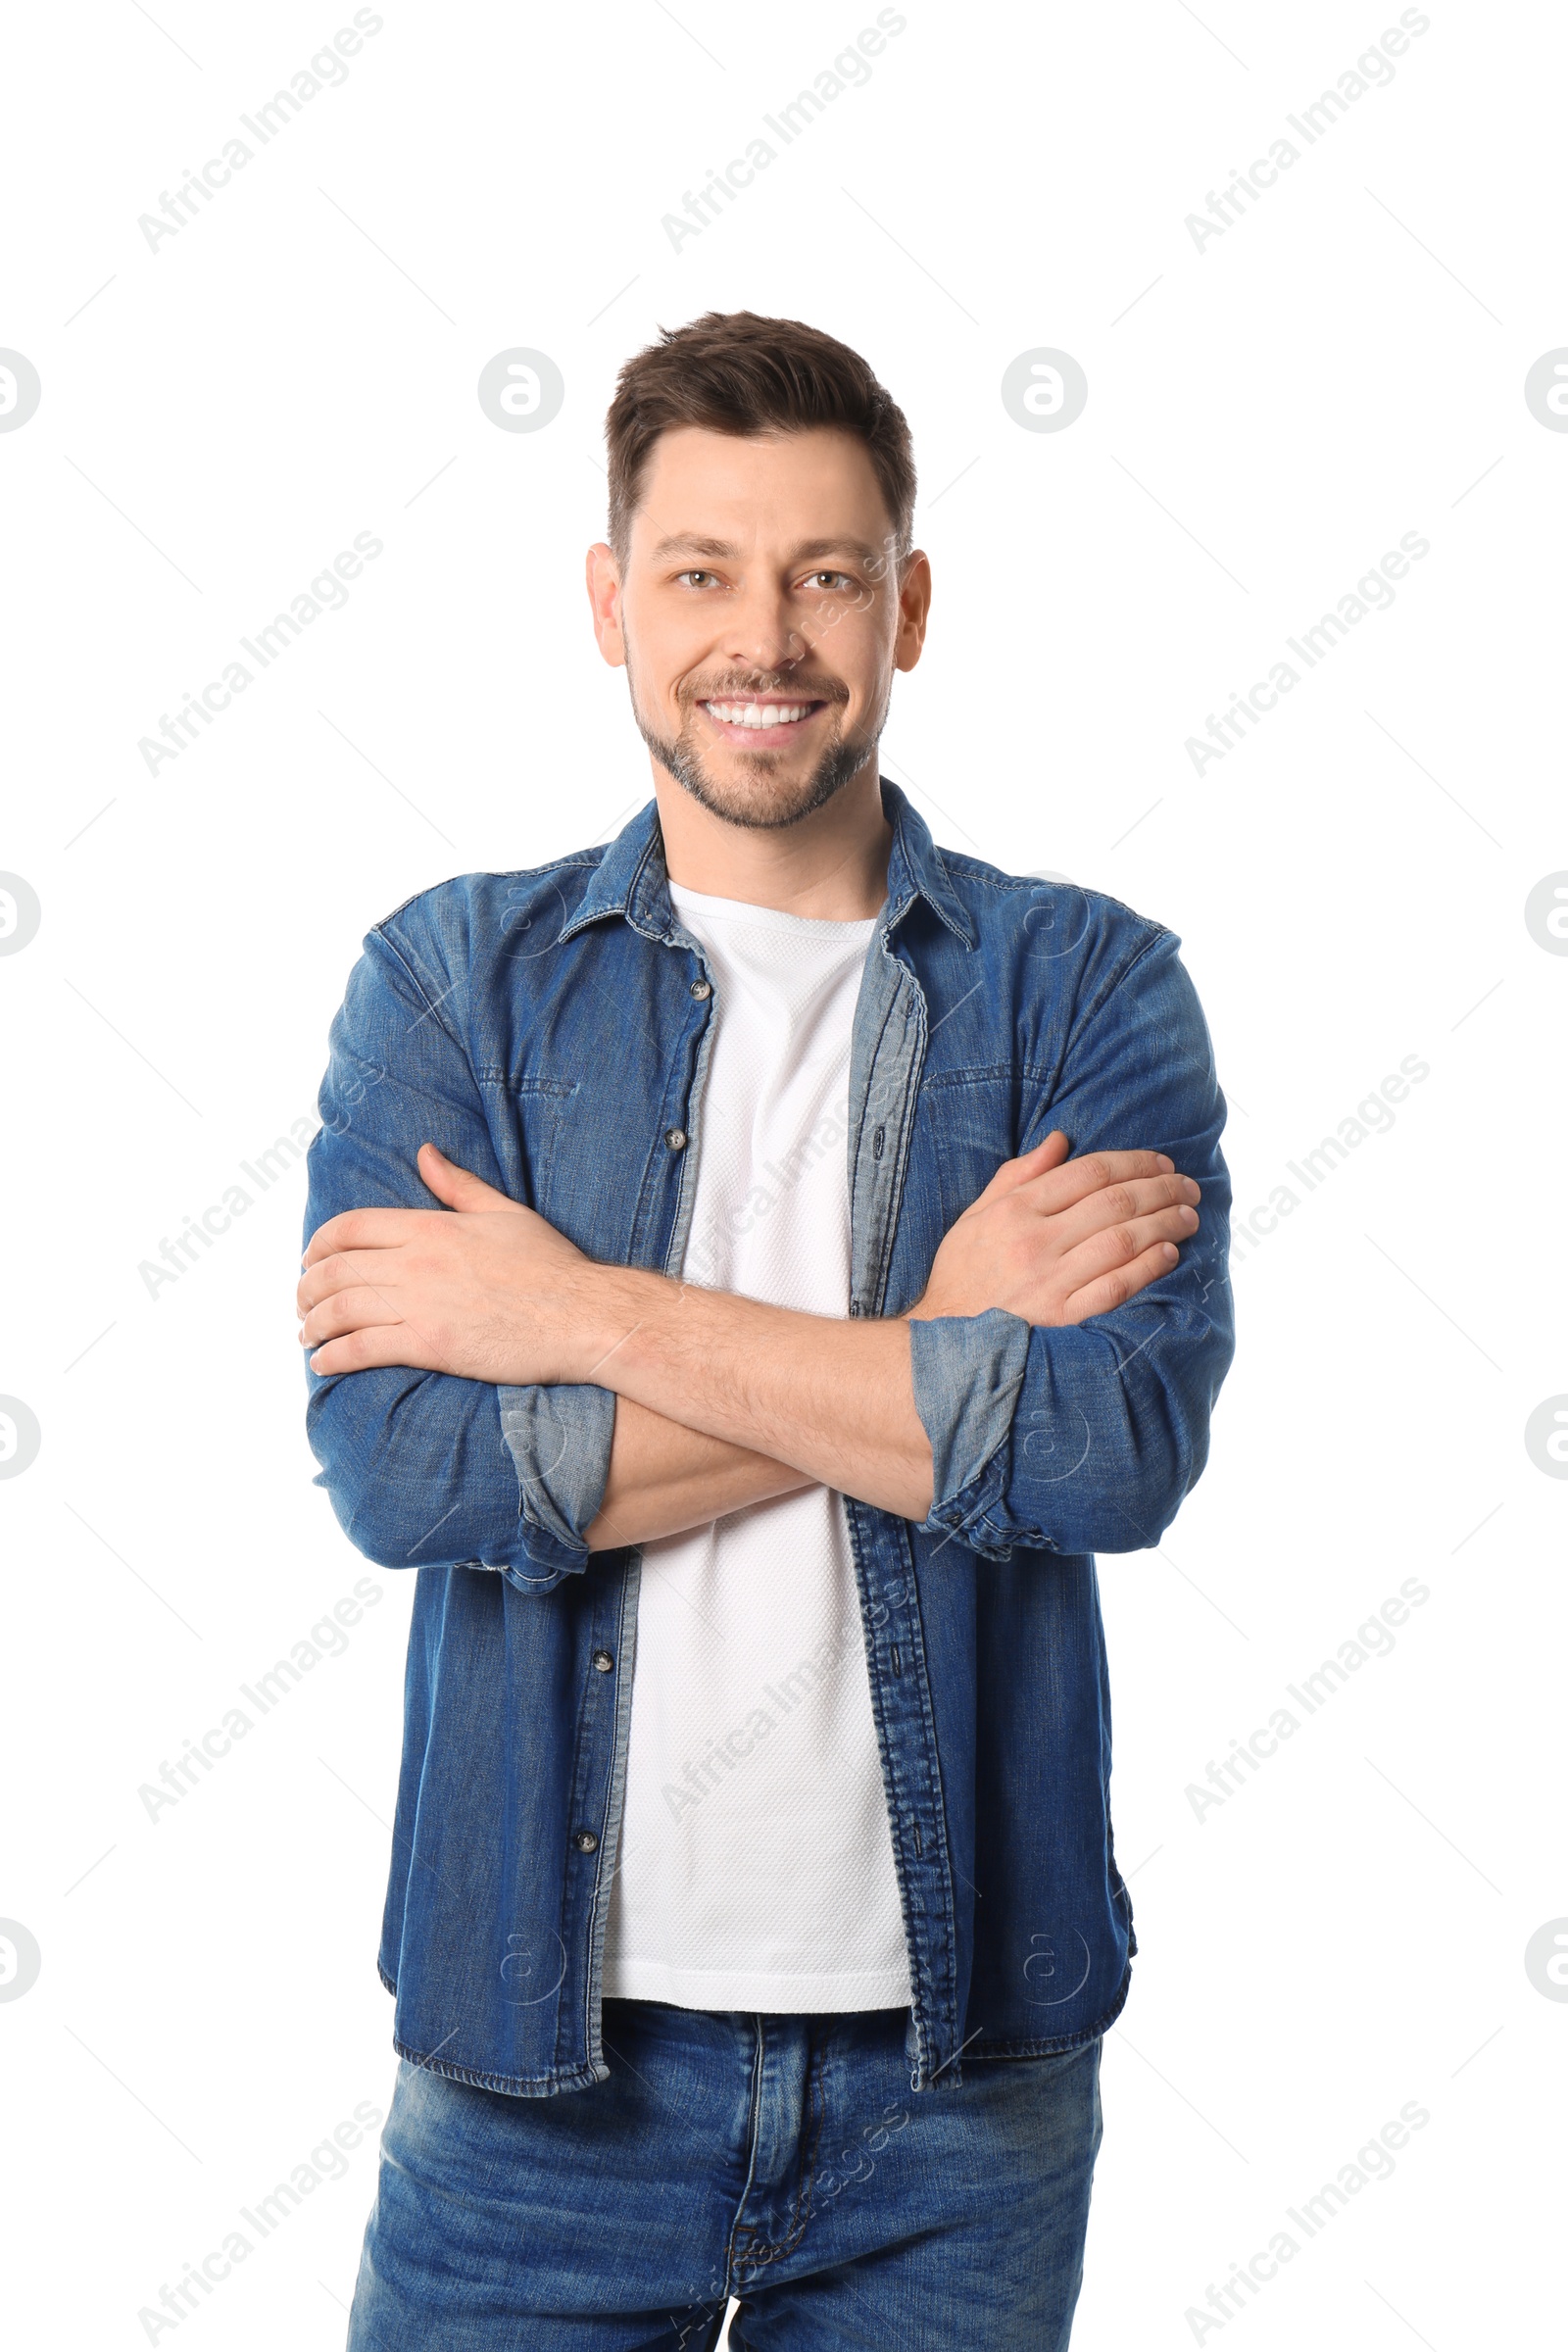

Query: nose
(719, 578), (810, 681)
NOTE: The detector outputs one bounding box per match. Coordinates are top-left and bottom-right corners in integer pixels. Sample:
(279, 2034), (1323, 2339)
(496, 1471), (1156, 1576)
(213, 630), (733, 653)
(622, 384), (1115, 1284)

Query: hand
(909, 1131), (1200, 1327)
(297, 1144), (594, 1382)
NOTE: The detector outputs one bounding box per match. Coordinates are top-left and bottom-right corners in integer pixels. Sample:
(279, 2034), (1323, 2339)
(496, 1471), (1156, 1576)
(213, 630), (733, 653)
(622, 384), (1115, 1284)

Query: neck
(652, 756), (893, 920)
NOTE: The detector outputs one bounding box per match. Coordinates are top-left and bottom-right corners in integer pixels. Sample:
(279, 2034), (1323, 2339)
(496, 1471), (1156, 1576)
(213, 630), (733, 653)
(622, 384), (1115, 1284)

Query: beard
(629, 661), (885, 832)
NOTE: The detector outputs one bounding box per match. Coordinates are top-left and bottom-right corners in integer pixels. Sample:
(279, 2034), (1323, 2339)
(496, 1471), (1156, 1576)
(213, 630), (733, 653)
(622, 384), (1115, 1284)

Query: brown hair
(605, 311), (916, 571)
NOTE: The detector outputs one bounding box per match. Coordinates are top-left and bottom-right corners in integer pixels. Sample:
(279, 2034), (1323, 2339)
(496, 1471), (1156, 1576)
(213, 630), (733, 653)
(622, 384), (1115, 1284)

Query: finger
(299, 1285), (409, 1348)
(297, 1249), (409, 1314)
(307, 1323), (443, 1379)
(1056, 1238), (1185, 1324)
(1055, 1202), (1199, 1288)
(1022, 1170), (1200, 1248)
(966, 1131), (1072, 1208)
(303, 1206), (426, 1267)
(417, 1142), (520, 1216)
(1013, 1149), (1180, 1218)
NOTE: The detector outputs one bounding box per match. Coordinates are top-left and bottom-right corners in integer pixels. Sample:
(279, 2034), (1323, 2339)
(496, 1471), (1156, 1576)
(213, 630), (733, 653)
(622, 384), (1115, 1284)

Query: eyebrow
(648, 532), (887, 568)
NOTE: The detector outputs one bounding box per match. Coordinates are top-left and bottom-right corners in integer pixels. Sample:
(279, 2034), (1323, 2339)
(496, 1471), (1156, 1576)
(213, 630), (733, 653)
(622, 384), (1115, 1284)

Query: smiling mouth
(698, 695), (829, 739)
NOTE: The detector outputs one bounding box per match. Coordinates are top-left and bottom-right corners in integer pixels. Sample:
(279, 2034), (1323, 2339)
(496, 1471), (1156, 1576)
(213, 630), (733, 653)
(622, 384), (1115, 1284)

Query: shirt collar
(877, 779), (976, 948)
(556, 778), (976, 951)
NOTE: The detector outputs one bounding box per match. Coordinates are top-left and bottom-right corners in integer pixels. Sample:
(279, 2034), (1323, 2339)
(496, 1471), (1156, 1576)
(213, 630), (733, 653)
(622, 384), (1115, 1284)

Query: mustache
(680, 674), (850, 707)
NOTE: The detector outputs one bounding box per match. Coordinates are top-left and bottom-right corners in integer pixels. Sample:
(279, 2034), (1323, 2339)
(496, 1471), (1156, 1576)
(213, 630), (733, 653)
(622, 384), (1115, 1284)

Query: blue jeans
(347, 2000), (1103, 2349)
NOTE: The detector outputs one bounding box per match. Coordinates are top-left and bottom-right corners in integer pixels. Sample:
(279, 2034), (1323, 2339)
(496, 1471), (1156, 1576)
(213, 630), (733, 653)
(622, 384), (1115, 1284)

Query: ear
(586, 542), (626, 669)
(893, 549), (932, 673)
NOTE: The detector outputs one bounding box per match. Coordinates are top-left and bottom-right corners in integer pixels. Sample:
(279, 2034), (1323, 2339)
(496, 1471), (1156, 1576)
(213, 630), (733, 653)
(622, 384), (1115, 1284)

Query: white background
(1, 1), (1563, 2344)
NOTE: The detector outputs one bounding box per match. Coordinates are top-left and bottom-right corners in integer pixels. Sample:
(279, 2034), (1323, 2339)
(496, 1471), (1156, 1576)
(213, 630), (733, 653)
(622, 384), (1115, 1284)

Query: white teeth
(705, 701), (812, 728)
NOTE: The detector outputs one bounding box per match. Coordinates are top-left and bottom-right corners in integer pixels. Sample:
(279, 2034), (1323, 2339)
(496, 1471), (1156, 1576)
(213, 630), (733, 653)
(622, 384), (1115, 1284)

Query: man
(300, 311), (1233, 2349)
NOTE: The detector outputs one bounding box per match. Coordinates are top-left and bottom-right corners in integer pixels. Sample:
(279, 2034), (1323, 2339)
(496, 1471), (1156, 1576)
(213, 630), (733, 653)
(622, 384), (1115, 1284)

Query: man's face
(592, 425), (925, 831)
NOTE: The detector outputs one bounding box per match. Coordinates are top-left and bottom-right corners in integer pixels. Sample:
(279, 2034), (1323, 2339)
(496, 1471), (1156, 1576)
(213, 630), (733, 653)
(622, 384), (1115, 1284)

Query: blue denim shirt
(304, 782), (1234, 2097)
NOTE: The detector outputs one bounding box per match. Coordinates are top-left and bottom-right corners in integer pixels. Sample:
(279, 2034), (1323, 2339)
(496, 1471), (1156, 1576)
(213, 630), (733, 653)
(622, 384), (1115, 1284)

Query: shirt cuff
(907, 1307), (1033, 1561)
(496, 1381), (617, 1580)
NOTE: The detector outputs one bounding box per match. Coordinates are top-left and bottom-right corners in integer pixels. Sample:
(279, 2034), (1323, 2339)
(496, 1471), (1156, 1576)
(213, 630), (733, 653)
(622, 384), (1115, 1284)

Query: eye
(804, 569), (855, 591)
(675, 569), (720, 589)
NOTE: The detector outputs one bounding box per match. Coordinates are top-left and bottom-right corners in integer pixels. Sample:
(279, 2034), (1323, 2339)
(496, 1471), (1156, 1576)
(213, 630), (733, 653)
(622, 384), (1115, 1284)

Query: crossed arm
(297, 1132), (1201, 1547)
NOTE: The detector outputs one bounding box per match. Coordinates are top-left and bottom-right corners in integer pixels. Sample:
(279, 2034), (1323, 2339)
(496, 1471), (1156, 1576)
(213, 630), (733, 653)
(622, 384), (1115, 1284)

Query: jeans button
(591, 1649), (613, 1673)
(689, 979), (711, 1001)
(664, 1127), (687, 1151)
(572, 1830), (599, 1854)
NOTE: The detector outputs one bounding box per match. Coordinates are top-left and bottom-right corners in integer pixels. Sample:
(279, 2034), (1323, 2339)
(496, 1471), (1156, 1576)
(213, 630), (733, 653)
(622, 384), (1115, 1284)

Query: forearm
(584, 1397), (815, 1550)
(578, 1270), (935, 1520)
(303, 1115), (1210, 1549)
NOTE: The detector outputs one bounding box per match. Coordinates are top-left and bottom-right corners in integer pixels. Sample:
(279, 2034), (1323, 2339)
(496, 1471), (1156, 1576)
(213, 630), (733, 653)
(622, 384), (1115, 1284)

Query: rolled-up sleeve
(496, 1382), (617, 1566)
(304, 917), (615, 1593)
(907, 924), (1234, 1563)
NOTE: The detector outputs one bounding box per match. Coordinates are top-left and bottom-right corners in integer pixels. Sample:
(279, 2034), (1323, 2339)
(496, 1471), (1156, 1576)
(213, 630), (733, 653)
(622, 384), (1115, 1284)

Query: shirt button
(689, 979), (711, 1000)
(591, 1649), (614, 1674)
(665, 1127), (687, 1151)
(572, 1830), (599, 1854)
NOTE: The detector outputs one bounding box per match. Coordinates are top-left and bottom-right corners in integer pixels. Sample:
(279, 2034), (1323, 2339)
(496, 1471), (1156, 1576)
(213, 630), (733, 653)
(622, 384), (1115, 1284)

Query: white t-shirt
(601, 882), (912, 2013)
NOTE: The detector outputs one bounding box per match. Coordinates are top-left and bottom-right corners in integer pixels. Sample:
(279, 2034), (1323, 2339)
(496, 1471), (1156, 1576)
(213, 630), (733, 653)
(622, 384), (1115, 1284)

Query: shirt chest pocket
(507, 1076), (579, 1221)
(919, 1070), (1026, 1233)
